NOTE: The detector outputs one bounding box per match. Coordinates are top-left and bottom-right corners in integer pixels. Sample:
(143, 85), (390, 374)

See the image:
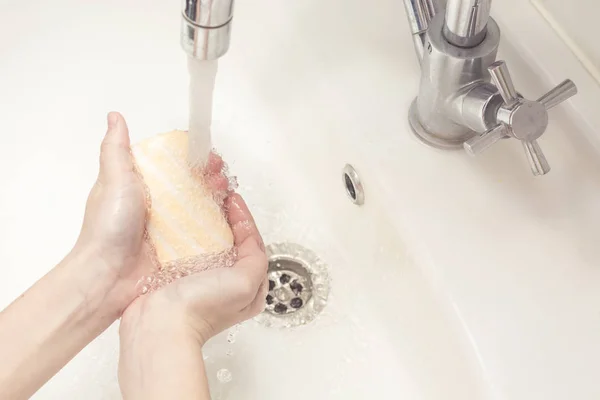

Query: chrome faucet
(181, 0), (234, 60)
(403, 0), (577, 175)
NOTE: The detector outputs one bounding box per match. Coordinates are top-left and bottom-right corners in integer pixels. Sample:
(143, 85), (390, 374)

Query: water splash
(138, 248), (237, 294)
(226, 324), (241, 343)
(216, 368), (233, 383)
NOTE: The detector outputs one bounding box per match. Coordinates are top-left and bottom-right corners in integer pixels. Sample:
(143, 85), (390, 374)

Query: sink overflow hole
(342, 164), (364, 205)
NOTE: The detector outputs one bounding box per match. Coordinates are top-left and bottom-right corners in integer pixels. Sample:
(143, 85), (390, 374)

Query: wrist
(120, 293), (212, 347)
(118, 303), (210, 400)
(66, 244), (138, 318)
(0, 246), (130, 399)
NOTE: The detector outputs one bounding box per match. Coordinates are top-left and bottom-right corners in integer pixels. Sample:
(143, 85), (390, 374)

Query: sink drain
(266, 259), (312, 315)
(257, 243), (330, 328)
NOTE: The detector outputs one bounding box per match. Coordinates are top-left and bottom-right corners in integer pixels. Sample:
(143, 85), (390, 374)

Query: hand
(110, 113), (267, 399)
(0, 112), (169, 399)
(118, 167), (268, 400)
(76, 111), (249, 315)
(119, 191), (269, 345)
(74, 112), (154, 309)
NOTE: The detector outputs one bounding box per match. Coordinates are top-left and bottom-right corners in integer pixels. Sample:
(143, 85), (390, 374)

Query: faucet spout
(181, 0), (235, 60)
(443, 0), (492, 47)
(402, 0), (445, 63)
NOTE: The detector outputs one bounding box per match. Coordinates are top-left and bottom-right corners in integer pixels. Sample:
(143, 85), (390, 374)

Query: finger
(232, 240), (268, 297)
(225, 193), (264, 253)
(225, 193), (267, 288)
(206, 152), (224, 175)
(246, 276), (269, 317)
(98, 112), (134, 184)
(205, 173), (229, 193)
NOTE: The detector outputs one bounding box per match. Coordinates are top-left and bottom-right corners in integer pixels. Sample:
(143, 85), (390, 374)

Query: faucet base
(408, 99), (472, 150)
(408, 14), (501, 149)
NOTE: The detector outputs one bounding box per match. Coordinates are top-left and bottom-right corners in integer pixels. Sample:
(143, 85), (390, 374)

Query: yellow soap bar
(131, 130), (233, 265)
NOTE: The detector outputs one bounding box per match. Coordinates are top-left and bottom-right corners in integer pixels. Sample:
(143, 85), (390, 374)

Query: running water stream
(188, 57), (219, 168)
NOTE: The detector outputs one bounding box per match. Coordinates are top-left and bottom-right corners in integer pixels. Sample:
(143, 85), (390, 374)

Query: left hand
(75, 112), (152, 305)
(75, 112), (229, 311)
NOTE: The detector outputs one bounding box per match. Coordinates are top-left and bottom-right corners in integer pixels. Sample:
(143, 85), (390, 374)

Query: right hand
(119, 189), (269, 346)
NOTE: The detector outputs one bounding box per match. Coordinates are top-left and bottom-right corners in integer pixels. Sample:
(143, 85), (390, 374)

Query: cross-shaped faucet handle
(464, 60), (578, 176)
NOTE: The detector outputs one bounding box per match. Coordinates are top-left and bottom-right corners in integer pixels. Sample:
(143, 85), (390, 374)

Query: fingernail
(107, 112), (119, 129)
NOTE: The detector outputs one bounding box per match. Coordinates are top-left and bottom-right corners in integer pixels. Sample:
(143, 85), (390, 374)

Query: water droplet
(226, 349), (234, 357)
(227, 331), (236, 343)
(217, 368), (232, 383)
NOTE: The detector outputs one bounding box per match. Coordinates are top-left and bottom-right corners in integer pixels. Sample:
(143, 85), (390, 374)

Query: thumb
(98, 112), (134, 184)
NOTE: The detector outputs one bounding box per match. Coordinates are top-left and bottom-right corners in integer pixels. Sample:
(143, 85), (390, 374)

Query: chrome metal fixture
(403, 0), (577, 175)
(181, 0), (234, 60)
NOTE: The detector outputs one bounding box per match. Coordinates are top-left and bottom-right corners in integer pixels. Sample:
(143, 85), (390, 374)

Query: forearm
(119, 312), (210, 400)
(0, 247), (126, 399)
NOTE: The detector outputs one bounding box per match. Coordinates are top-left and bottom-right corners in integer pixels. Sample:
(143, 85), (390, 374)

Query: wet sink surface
(201, 128), (489, 399)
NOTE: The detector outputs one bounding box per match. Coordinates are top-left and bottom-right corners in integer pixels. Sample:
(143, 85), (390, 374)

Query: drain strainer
(256, 243), (330, 328)
(266, 259), (312, 315)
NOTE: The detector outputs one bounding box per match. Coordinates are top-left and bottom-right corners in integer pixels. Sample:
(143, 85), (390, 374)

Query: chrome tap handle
(464, 60), (577, 176)
(537, 79), (578, 110)
(488, 60), (519, 106)
(523, 140), (551, 176)
(464, 124), (507, 155)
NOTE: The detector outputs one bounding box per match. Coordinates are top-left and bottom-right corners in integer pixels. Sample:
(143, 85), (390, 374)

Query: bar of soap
(131, 130), (233, 265)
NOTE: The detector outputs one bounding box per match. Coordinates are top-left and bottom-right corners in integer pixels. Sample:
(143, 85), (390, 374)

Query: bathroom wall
(531, 0), (600, 83)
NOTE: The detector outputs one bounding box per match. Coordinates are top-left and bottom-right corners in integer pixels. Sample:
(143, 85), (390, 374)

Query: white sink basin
(1, 0), (599, 399)
(200, 116), (490, 399)
(196, 147), (486, 399)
